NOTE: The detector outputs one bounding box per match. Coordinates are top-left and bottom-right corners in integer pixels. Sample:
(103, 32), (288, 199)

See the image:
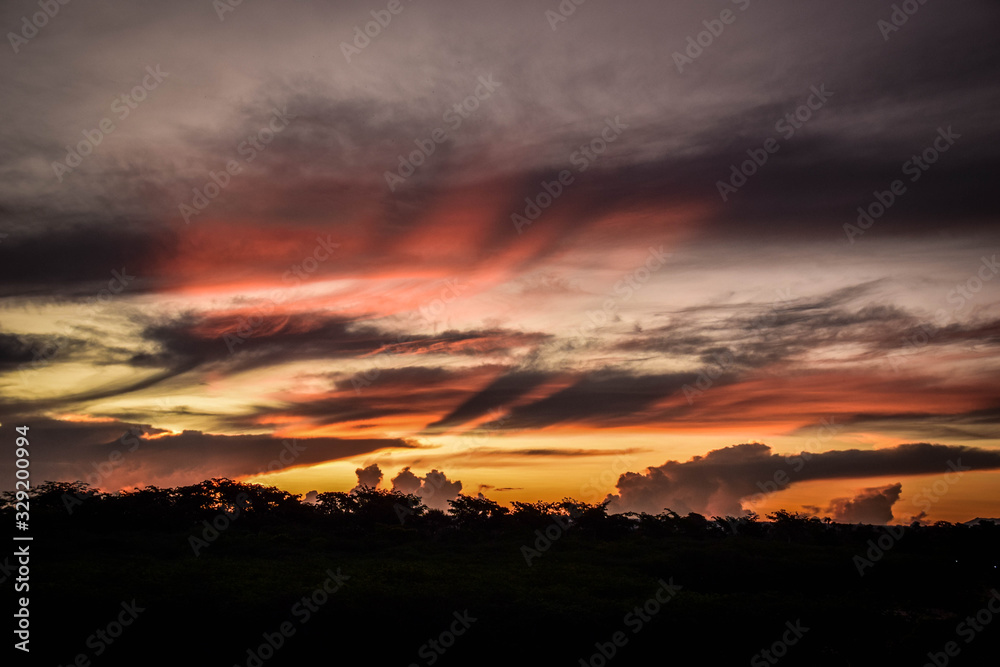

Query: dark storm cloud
(0, 416), (415, 489)
(330, 366), (461, 392)
(377, 330), (550, 356)
(475, 448), (649, 458)
(1, 0), (998, 512)
(616, 282), (1000, 373)
(423, 370), (554, 434)
(606, 442), (1000, 517)
(0, 223), (170, 298)
(882, 319), (1000, 352)
(122, 311), (546, 393)
(486, 370), (700, 431)
(221, 366), (527, 434)
(227, 391), (449, 432)
(626, 280), (890, 344)
(826, 484), (903, 525)
(0, 307), (550, 417)
(833, 406), (1000, 441)
(2, 0), (997, 300)
(131, 312), (386, 372)
(0, 417), (166, 449)
(0, 331), (88, 368)
(793, 443), (1000, 480)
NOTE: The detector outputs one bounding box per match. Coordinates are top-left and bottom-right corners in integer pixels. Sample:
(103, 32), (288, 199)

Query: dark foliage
(5, 480), (999, 666)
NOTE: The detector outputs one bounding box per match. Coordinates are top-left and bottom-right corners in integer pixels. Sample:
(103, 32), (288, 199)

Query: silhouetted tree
(448, 494), (509, 529)
(317, 486), (425, 527)
(510, 500), (558, 529)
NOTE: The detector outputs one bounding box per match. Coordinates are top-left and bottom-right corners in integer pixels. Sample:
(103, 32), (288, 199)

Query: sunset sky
(2, 0), (999, 524)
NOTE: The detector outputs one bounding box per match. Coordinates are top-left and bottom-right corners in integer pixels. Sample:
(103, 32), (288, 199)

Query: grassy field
(17, 513), (1000, 667)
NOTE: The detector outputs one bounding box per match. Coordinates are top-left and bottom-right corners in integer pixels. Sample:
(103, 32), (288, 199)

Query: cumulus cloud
(353, 463), (383, 490)
(825, 484), (903, 525)
(391, 467), (422, 495)
(605, 442), (1000, 518)
(606, 443), (776, 516)
(390, 467), (463, 510)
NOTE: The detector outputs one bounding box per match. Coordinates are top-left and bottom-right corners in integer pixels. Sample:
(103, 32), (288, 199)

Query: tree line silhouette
(7, 478), (1000, 667)
(5, 478), (997, 547)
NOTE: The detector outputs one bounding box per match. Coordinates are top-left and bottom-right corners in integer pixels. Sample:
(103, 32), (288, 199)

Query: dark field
(8, 481), (1000, 666)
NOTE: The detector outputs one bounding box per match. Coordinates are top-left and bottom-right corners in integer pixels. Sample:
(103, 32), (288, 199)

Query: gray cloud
(353, 463), (384, 490)
(605, 442), (1000, 518)
(826, 483), (903, 525)
(482, 370), (701, 431)
(0, 417), (415, 490)
(423, 370), (553, 434)
(390, 467), (462, 511)
(3, 0), (999, 262)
